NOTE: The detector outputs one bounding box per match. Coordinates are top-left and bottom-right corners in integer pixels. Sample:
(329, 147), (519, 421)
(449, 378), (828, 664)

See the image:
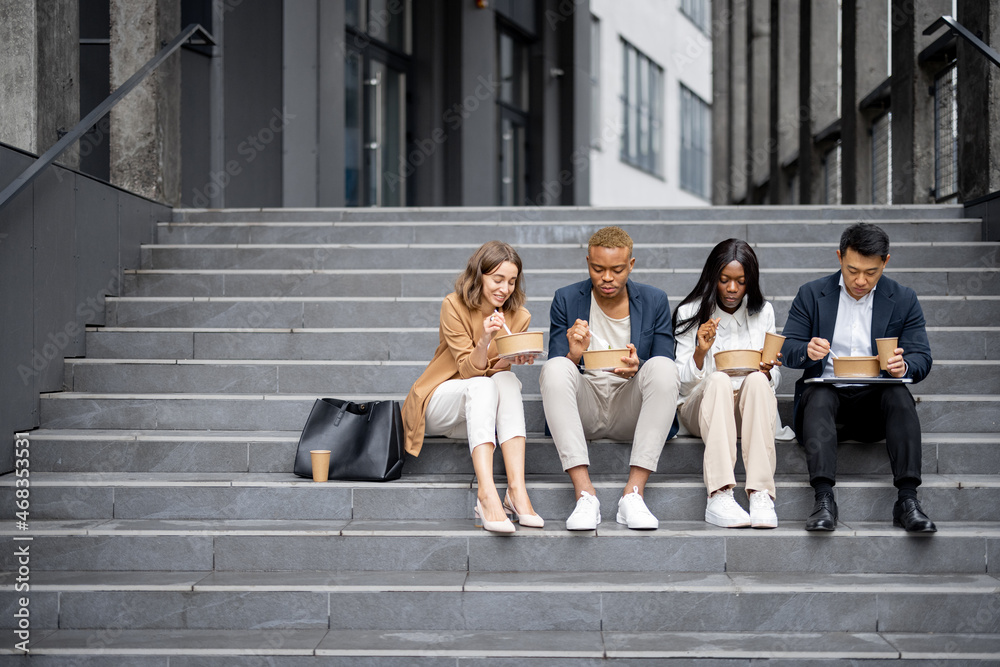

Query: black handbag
(293, 398), (404, 481)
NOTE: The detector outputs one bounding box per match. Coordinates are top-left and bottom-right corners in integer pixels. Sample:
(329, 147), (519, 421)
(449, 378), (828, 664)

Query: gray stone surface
(0, 535), (213, 571)
(314, 629), (605, 657)
(111, 487), (352, 520)
(26, 628), (328, 655)
(602, 630), (896, 659)
(58, 591), (329, 629)
(214, 536), (469, 571)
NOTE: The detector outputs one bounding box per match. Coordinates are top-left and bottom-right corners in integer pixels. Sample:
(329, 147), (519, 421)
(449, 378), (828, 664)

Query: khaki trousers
(539, 355), (679, 471)
(677, 371), (777, 498)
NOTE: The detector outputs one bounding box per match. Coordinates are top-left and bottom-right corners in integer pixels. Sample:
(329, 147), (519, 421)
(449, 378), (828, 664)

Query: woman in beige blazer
(402, 241), (543, 533)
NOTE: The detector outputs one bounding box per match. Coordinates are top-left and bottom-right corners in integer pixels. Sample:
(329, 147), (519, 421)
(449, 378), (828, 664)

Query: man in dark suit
(782, 222), (936, 533)
(539, 226), (679, 531)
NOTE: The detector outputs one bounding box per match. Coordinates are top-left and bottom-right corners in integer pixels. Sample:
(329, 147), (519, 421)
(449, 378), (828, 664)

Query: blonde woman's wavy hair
(455, 241), (526, 313)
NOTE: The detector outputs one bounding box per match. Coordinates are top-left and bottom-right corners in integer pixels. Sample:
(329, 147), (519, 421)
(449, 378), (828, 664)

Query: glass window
(680, 0), (711, 33)
(933, 65), (958, 202)
(347, 0), (411, 54)
(620, 39), (663, 177)
(679, 85), (711, 200)
(871, 111), (892, 205)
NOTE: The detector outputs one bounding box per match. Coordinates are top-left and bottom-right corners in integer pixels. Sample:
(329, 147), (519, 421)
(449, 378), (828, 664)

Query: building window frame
(679, 84), (711, 200)
(590, 14), (601, 149)
(870, 111), (892, 205)
(620, 38), (664, 178)
(679, 0), (711, 34)
(933, 63), (958, 203)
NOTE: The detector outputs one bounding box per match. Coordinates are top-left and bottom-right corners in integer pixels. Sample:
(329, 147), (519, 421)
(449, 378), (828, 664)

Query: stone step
(60, 358), (1000, 396)
(103, 294), (1000, 328)
(172, 204), (967, 222)
(21, 429), (1000, 476)
(37, 392), (1000, 433)
(1, 518), (997, 574)
(84, 325), (1000, 361)
(4, 570), (998, 635)
(122, 266), (1000, 297)
(8, 627), (999, 661)
(140, 241), (1000, 271)
(3, 472), (997, 522)
(155, 217), (982, 245)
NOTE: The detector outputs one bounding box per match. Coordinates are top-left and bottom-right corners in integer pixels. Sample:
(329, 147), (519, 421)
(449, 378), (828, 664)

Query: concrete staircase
(3, 205), (1000, 664)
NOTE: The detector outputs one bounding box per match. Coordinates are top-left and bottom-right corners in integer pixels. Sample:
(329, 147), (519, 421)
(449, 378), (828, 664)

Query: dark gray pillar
(109, 0), (182, 205)
(0, 0), (80, 168)
(768, 0), (780, 204)
(777, 0), (799, 203)
(797, 0), (812, 204)
(318, 0), (345, 206)
(731, 0), (748, 202)
(852, 1), (889, 204)
(711, 0), (732, 205)
(841, 0), (858, 203)
(410, 3), (448, 207)
(557, 0), (590, 206)
(282, 0), (319, 207)
(957, 0), (1000, 200)
(891, 0), (952, 204)
(808, 0), (838, 204)
(458, 3), (497, 206)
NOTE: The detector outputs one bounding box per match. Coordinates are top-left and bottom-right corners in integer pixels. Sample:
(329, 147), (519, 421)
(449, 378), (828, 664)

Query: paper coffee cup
(310, 450), (331, 482)
(761, 332), (785, 364)
(876, 337), (898, 371)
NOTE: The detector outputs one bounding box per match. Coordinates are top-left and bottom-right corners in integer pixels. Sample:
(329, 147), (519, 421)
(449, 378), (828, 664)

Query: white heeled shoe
(503, 491), (544, 528)
(474, 499), (516, 534)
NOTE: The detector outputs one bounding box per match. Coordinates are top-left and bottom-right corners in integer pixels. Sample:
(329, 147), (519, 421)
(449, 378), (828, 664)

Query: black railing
(0, 23), (215, 212)
(923, 15), (1000, 69)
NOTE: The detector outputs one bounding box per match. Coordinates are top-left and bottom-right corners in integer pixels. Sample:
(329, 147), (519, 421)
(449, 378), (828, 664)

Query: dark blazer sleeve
(646, 288), (676, 361)
(892, 287), (932, 383)
(781, 283), (823, 372)
(547, 287), (571, 360)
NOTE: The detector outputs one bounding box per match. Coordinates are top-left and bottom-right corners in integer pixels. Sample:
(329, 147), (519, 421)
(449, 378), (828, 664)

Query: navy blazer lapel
(626, 280), (642, 344)
(817, 273), (840, 342)
(871, 280), (896, 344)
(575, 280), (592, 322)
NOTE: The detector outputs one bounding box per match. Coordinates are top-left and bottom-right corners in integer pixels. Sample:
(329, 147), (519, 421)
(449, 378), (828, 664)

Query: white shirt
(586, 292), (630, 377)
(673, 297), (794, 440)
(674, 298), (780, 399)
(821, 275), (875, 379)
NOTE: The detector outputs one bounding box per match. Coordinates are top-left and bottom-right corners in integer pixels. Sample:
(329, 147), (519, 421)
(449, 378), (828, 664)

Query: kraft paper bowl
(494, 331), (544, 356)
(833, 356), (880, 378)
(714, 349), (762, 371)
(582, 348), (630, 371)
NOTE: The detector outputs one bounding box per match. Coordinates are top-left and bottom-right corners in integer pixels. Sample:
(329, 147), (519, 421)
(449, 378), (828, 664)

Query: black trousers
(796, 383), (922, 488)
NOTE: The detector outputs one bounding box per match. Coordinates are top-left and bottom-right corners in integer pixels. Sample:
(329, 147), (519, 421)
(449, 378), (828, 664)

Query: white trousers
(423, 371), (526, 453)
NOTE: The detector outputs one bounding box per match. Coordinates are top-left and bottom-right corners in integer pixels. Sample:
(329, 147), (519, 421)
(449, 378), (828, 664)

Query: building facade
(589, 0), (714, 206)
(711, 0), (1000, 207)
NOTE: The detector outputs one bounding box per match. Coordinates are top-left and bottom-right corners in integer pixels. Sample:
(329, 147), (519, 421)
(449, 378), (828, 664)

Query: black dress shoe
(893, 498), (937, 533)
(805, 492), (838, 531)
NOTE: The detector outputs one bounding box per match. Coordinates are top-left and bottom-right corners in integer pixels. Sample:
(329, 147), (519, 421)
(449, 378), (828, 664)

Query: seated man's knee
(540, 356), (578, 388)
(803, 385), (838, 412)
(641, 355), (679, 384)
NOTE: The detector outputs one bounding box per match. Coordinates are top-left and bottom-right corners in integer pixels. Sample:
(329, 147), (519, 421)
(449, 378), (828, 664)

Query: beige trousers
(677, 371), (777, 498)
(539, 355), (679, 471)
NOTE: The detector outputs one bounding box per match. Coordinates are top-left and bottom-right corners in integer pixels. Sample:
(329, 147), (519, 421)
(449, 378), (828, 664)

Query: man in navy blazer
(540, 226), (680, 531)
(783, 222), (936, 533)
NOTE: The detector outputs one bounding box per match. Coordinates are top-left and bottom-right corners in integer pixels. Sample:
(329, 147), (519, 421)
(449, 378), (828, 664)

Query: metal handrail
(924, 15), (1000, 69)
(0, 23), (215, 212)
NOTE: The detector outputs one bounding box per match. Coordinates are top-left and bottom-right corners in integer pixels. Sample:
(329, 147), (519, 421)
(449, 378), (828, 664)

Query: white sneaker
(616, 486), (659, 530)
(565, 490), (601, 531)
(705, 488), (751, 528)
(749, 490), (778, 528)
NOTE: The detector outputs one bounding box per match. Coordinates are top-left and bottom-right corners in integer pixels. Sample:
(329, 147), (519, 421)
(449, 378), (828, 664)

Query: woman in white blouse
(673, 239), (790, 529)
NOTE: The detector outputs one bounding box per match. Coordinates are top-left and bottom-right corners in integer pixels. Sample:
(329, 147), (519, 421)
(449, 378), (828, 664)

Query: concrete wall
(590, 0), (713, 206)
(0, 0), (80, 169)
(0, 142), (169, 473)
(957, 0), (1000, 201)
(109, 0), (181, 205)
